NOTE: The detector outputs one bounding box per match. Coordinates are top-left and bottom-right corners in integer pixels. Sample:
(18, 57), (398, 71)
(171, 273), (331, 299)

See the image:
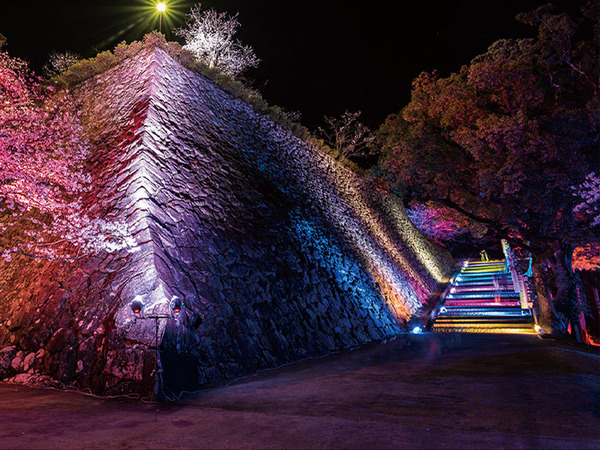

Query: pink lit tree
(0, 51), (135, 261)
(406, 202), (488, 248)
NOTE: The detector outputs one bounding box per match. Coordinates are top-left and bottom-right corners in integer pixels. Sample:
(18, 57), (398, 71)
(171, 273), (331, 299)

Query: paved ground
(1, 333), (599, 449)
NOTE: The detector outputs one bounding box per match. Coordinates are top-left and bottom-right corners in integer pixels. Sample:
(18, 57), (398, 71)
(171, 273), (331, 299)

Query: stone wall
(0, 45), (452, 396)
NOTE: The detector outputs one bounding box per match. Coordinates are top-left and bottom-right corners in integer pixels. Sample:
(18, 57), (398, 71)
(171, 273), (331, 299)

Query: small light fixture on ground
(411, 326), (423, 334)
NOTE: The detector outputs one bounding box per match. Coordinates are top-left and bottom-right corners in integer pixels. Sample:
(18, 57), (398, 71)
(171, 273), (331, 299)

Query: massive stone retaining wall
(0, 45), (452, 396)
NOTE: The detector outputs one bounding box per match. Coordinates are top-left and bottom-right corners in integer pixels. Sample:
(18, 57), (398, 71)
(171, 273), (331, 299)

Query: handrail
(502, 239), (535, 312)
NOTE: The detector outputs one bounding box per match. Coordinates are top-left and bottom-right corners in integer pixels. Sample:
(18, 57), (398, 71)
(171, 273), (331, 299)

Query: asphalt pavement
(1, 332), (598, 449)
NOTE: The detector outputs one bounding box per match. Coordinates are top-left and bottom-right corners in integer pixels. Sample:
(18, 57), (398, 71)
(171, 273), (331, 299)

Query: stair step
(458, 264), (508, 269)
(446, 292), (520, 299)
(456, 274), (509, 280)
(438, 308), (531, 316)
(461, 264), (506, 270)
(432, 325), (537, 334)
(440, 305), (528, 310)
(444, 301), (523, 308)
(450, 285), (516, 292)
(435, 318), (533, 325)
(454, 278), (511, 285)
(461, 269), (506, 275)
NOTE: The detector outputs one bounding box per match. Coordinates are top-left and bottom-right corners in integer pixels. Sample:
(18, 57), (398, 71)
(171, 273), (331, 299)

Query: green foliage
(372, 2), (598, 254)
(53, 31), (312, 141)
(370, 1), (600, 331)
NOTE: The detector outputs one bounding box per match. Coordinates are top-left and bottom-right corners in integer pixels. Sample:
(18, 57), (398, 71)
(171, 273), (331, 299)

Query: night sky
(0, 0), (587, 130)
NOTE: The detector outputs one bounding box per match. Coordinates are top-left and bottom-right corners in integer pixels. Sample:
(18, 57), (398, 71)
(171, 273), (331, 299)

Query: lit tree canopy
(43, 50), (80, 79)
(317, 111), (374, 161)
(0, 52), (89, 215)
(370, 1), (599, 329)
(0, 51), (135, 261)
(177, 4), (259, 77)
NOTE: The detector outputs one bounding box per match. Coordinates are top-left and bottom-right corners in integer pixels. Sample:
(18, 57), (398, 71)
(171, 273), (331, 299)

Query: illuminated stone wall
(0, 46), (452, 395)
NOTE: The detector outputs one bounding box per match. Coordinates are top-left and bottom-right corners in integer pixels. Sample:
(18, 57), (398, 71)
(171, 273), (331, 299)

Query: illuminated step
(461, 259), (505, 265)
(436, 309), (532, 318)
(461, 262), (506, 269)
(460, 264), (505, 273)
(446, 292), (520, 299)
(435, 316), (532, 323)
(456, 272), (509, 279)
(450, 287), (516, 294)
(443, 301), (522, 307)
(453, 284), (515, 291)
(460, 271), (506, 277)
(455, 278), (510, 284)
(444, 297), (521, 303)
(438, 308), (531, 317)
(432, 325), (537, 334)
(453, 281), (515, 288)
(461, 260), (505, 266)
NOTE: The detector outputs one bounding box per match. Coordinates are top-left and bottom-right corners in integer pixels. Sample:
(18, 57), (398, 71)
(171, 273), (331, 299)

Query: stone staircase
(432, 259), (537, 334)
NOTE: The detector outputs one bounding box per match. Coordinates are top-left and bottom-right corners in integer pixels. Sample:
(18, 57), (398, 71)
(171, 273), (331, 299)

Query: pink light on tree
(0, 51), (135, 261)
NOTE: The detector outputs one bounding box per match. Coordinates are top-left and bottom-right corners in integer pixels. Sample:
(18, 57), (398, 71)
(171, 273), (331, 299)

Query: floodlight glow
(411, 326), (423, 334)
(171, 296), (182, 315)
(157, 2), (166, 12)
(131, 298), (144, 315)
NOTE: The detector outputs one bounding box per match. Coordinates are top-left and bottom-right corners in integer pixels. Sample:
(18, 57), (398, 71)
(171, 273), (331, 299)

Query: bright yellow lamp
(157, 2), (166, 32)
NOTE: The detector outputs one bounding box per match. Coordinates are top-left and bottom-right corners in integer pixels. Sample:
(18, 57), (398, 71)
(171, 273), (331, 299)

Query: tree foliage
(407, 202), (488, 247)
(573, 172), (600, 227)
(0, 51), (135, 261)
(370, 1), (599, 331)
(43, 50), (80, 79)
(0, 52), (88, 215)
(317, 111), (374, 160)
(177, 4), (259, 77)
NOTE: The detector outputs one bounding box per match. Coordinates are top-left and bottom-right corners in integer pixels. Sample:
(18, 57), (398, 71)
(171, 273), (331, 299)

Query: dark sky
(0, 0), (587, 130)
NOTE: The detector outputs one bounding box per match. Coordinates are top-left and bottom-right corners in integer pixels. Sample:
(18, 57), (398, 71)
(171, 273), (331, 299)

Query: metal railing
(501, 239), (538, 325)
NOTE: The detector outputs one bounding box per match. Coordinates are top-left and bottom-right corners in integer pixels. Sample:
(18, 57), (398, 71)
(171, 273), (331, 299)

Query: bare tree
(317, 111), (374, 160)
(177, 4), (259, 77)
(43, 50), (80, 78)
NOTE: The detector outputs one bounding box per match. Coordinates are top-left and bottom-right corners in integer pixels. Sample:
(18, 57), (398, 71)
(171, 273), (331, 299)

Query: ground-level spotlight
(171, 296), (183, 315)
(534, 325), (545, 335)
(411, 326), (423, 334)
(131, 298), (144, 316)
